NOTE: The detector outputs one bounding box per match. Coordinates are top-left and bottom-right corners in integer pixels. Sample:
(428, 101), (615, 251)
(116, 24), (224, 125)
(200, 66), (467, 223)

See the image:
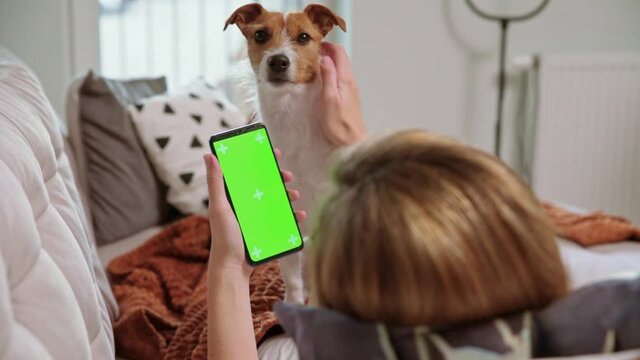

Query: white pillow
(129, 82), (247, 214)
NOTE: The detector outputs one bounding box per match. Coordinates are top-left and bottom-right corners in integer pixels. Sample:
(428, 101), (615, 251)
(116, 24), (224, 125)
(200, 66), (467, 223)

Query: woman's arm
(208, 265), (256, 360)
(205, 153), (257, 360)
(205, 151), (304, 360)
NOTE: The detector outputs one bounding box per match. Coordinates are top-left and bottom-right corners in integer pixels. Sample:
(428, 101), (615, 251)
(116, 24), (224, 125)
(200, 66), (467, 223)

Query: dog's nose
(268, 55), (290, 73)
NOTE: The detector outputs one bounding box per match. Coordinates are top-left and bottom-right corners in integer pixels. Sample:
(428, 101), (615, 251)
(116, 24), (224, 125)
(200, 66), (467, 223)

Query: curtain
(99, 0), (351, 92)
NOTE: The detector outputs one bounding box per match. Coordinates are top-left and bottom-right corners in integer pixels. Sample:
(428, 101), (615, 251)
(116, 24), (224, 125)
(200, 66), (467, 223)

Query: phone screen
(209, 123), (303, 265)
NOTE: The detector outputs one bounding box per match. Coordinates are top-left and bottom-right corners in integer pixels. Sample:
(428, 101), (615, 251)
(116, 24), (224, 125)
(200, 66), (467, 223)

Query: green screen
(212, 127), (302, 263)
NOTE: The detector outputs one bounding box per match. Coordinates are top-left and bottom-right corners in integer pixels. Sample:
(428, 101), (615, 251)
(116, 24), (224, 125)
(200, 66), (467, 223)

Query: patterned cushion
(129, 81), (247, 215)
(275, 277), (640, 359)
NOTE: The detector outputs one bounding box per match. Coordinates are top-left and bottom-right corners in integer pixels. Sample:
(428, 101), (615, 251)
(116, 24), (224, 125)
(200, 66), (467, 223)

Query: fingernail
(202, 154), (209, 167)
(320, 56), (330, 67)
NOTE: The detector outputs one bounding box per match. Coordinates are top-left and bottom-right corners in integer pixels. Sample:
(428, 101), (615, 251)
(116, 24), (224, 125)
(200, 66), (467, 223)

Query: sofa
(0, 48), (115, 359)
(2, 48), (640, 360)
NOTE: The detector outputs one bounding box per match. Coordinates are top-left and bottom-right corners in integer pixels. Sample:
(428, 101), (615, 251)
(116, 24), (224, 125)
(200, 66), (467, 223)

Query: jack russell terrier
(224, 3), (346, 303)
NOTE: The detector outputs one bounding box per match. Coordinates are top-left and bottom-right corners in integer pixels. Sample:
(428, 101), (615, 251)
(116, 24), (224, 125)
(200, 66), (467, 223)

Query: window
(99, 0), (350, 90)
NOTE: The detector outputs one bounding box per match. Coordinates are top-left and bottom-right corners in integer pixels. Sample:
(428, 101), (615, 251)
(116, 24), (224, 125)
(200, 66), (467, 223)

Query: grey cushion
(79, 72), (169, 244)
(535, 277), (640, 356)
(275, 277), (640, 359)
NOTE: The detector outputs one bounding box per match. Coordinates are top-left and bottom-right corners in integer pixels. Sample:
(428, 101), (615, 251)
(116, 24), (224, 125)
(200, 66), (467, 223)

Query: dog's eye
(254, 30), (269, 44)
(297, 33), (311, 45)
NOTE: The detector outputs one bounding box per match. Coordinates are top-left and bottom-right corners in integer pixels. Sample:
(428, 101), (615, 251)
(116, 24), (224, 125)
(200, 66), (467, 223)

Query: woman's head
(310, 130), (567, 328)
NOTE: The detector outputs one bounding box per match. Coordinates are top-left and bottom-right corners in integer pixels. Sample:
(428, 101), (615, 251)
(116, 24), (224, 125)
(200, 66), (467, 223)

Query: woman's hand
(318, 42), (368, 146)
(205, 149), (305, 360)
(203, 151), (248, 278)
(203, 150), (306, 278)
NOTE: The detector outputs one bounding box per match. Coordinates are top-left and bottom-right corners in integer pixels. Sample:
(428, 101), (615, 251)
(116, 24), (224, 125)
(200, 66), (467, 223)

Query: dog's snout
(268, 54), (290, 73)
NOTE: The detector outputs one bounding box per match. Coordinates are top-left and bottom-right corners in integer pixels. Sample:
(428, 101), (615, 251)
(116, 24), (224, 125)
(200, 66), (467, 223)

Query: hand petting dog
(318, 42), (367, 146)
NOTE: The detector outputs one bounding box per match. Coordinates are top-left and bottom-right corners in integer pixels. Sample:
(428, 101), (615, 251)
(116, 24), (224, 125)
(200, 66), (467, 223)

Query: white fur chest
(256, 78), (333, 233)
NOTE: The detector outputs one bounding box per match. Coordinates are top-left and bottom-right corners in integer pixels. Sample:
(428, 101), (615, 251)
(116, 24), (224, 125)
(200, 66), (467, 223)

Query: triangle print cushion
(129, 83), (247, 214)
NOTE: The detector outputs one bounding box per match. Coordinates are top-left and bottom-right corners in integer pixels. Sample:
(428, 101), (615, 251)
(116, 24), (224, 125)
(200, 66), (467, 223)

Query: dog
(224, 3), (346, 303)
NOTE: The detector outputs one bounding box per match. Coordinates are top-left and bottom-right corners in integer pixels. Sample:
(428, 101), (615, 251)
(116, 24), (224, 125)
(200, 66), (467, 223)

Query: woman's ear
(304, 4), (347, 37)
(224, 3), (264, 31)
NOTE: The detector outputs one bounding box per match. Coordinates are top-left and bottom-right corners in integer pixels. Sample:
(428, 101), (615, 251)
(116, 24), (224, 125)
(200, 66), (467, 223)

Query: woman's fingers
(281, 169), (294, 183)
(287, 189), (300, 201)
(203, 154), (228, 209)
(275, 149), (295, 182)
(320, 56), (338, 101)
(295, 210), (307, 223)
(321, 42), (354, 83)
(205, 152), (303, 225)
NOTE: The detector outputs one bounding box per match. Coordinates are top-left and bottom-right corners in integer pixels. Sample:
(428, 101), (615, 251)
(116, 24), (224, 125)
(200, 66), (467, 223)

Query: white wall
(351, 0), (640, 151)
(2, 0), (639, 142)
(0, 0), (99, 118)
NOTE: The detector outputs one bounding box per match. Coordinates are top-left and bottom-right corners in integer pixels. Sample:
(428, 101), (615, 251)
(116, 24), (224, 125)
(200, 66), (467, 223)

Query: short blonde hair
(310, 130), (567, 328)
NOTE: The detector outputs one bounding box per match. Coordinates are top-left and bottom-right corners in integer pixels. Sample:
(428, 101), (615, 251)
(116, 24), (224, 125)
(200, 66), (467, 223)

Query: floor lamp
(464, 0), (550, 157)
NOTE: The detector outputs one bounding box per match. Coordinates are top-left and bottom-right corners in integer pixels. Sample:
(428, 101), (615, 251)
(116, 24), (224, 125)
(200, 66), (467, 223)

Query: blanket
(108, 215), (284, 360)
(543, 202), (640, 246)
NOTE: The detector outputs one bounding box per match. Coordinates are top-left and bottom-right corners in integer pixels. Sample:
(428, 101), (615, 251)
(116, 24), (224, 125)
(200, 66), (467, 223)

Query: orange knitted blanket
(543, 202), (640, 246)
(108, 215), (284, 360)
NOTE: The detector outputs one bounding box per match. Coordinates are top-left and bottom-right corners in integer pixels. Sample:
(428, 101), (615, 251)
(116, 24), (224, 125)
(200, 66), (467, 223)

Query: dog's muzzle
(267, 54), (291, 83)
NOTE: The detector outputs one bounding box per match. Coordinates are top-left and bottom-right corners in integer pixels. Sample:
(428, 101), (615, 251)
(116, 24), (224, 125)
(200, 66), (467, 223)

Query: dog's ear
(304, 4), (346, 36)
(224, 3), (264, 31)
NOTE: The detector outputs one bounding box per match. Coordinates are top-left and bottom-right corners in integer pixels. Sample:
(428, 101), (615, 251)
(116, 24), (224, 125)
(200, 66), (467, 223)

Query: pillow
(275, 277), (640, 359)
(79, 72), (170, 244)
(129, 81), (247, 214)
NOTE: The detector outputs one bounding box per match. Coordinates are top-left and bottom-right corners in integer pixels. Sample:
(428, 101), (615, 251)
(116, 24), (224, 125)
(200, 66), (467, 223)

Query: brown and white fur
(225, 3), (346, 303)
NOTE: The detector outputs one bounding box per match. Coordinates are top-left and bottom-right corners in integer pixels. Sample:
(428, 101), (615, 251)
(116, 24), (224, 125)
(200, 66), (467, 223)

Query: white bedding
(558, 238), (640, 289)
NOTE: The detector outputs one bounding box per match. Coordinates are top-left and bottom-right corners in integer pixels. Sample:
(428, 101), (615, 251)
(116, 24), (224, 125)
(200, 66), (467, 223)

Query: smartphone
(209, 123), (303, 265)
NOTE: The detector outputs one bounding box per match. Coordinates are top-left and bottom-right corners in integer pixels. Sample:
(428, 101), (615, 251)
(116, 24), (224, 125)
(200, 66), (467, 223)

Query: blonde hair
(310, 130), (567, 328)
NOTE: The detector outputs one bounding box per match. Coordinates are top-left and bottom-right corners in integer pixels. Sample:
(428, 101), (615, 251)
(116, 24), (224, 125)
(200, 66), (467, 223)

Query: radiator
(518, 53), (640, 224)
